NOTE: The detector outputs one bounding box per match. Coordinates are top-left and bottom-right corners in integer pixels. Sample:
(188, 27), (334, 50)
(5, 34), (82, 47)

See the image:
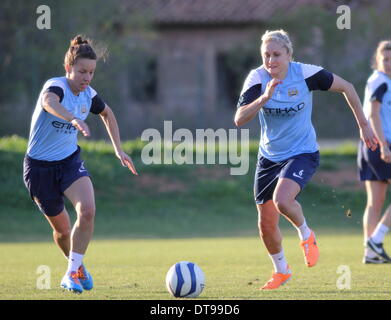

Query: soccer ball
(165, 261), (205, 298)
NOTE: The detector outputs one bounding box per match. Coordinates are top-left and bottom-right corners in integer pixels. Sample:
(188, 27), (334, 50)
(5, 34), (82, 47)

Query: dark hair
(64, 35), (106, 67)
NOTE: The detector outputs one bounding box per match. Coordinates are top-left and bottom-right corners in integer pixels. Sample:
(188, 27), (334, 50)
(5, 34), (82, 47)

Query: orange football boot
(300, 230), (319, 267)
(260, 267), (292, 290)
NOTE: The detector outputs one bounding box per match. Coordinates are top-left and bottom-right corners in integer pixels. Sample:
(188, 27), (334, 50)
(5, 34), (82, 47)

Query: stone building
(118, 0), (337, 134)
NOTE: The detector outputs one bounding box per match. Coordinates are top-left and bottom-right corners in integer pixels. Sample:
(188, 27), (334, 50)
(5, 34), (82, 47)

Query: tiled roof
(123, 0), (335, 25)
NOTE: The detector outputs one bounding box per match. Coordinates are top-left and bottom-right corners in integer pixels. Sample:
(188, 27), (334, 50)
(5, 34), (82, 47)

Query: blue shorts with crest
(23, 146), (90, 216)
(254, 151), (319, 204)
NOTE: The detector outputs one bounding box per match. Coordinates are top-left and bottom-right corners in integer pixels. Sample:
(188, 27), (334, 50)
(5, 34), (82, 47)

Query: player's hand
(380, 145), (391, 163)
(71, 118), (90, 137)
(360, 124), (378, 151)
(263, 78), (282, 100)
(116, 150), (138, 175)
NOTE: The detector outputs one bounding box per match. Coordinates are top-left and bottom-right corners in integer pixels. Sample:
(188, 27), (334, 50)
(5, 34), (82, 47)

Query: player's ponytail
(71, 35), (89, 46)
(64, 35), (107, 68)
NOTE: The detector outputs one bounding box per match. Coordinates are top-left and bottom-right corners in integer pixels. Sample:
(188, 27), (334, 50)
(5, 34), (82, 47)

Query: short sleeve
(301, 63), (334, 91)
(44, 86), (64, 102)
(87, 85), (106, 114)
(237, 69), (262, 108)
(90, 95), (106, 114)
(41, 78), (67, 105)
(370, 83), (387, 103)
(308, 69), (334, 91)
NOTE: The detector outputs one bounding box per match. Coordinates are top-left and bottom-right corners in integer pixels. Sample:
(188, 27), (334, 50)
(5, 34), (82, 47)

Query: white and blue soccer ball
(165, 261), (205, 298)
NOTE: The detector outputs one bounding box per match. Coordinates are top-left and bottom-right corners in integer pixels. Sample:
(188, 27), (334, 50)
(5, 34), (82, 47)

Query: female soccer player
(23, 35), (138, 293)
(358, 40), (391, 264)
(234, 29), (378, 290)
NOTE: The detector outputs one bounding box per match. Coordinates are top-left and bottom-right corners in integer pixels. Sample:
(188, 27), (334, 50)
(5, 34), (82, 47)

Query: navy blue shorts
(23, 146), (90, 216)
(254, 151), (320, 204)
(358, 141), (391, 181)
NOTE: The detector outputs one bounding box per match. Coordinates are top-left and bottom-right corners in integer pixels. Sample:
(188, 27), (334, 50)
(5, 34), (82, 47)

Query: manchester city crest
(288, 88), (298, 97)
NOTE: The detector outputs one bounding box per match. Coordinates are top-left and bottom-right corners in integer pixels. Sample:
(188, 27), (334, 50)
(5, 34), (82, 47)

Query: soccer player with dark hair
(23, 35), (138, 293)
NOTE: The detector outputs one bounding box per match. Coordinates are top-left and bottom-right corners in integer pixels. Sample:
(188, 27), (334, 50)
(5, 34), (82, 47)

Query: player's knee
(259, 220), (278, 237)
(54, 228), (71, 239)
(273, 196), (291, 214)
(78, 205), (96, 223)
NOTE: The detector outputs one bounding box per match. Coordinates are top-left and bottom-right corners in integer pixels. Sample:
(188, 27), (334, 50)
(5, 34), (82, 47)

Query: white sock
(269, 250), (288, 274)
(370, 223), (389, 244)
(295, 219), (311, 241)
(67, 252), (84, 275)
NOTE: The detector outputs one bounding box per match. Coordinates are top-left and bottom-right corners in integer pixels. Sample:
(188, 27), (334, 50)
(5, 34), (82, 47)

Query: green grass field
(1, 136), (391, 300)
(2, 235), (391, 300)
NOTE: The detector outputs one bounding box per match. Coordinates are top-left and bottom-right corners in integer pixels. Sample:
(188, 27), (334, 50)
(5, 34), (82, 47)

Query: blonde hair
(372, 40), (391, 70)
(261, 29), (293, 57)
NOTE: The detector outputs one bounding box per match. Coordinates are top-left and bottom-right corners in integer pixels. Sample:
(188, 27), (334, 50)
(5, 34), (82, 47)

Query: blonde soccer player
(358, 40), (391, 264)
(235, 29), (377, 290)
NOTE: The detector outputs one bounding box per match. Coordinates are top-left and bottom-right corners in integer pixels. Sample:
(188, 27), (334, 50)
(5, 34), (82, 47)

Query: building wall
(155, 26), (262, 129)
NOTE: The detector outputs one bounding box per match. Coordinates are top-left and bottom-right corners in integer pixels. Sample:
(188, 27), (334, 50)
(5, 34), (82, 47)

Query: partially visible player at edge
(234, 29), (378, 290)
(358, 40), (391, 264)
(23, 35), (138, 294)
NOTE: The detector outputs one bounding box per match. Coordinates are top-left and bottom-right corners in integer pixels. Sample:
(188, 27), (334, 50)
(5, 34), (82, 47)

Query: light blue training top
(26, 77), (98, 161)
(238, 61), (333, 162)
(362, 70), (391, 142)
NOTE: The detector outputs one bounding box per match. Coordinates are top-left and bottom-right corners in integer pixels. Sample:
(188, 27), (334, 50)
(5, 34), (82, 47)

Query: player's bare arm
(42, 91), (90, 137)
(328, 74), (378, 151)
(99, 104), (138, 175)
(234, 78), (281, 127)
